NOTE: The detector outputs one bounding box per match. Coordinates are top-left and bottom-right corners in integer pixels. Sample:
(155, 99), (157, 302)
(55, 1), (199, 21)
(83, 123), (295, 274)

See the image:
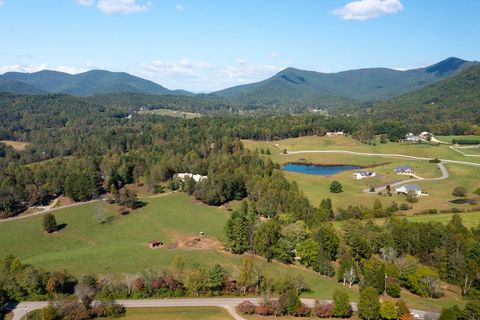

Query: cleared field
(242, 135), (480, 164)
(436, 135), (480, 144)
(0, 140), (29, 151)
(243, 137), (480, 212)
(139, 108), (201, 119)
(333, 211), (480, 230)
(102, 307), (233, 319)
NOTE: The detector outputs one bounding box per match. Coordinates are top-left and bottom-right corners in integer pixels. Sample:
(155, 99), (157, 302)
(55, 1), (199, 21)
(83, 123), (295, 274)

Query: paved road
(363, 162), (449, 193)
(285, 149), (480, 167)
(7, 298), (439, 320)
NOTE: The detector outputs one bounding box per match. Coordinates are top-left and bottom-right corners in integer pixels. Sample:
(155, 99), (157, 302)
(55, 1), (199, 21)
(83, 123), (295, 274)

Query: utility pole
(384, 274), (388, 296)
(24, 306), (28, 320)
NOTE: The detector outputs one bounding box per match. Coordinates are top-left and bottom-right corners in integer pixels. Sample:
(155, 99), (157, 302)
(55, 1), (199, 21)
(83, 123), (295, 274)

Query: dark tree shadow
(56, 223), (68, 231)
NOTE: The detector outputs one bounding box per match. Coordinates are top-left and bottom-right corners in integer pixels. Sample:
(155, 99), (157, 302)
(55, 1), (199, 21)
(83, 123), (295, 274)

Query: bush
(42, 213), (58, 233)
(277, 289), (301, 315)
(399, 203), (410, 211)
(380, 301), (398, 320)
(293, 303), (311, 317)
(314, 301), (333, 318)
(255, 301), (276, 316)
(237, 301), (256, 315)
(330, 180), (343, 193)
(370, 186), (376, 192)
(386, 277), (401, 298)
(452, 186), (467, 197)
(406, 192), (418, 203)
(358, 287), (380, 320)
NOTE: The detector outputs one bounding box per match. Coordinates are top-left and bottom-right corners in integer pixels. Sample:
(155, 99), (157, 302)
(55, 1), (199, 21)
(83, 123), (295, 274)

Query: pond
(282, 163), (361, 176)
(448, 199), (477, 205)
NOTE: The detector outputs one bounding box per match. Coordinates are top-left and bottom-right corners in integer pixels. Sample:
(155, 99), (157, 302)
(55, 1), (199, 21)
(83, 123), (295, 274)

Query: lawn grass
(102, 307), (233, 319)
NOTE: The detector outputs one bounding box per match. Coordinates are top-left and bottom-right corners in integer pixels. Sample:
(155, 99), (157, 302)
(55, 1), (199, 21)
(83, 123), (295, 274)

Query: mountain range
(211, 57), (477, 106)
(0, 57), (477, 107)
(0, 70), (193, 97)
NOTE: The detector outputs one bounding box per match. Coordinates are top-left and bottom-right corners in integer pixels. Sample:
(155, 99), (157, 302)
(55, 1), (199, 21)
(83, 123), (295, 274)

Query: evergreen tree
(358, 287), (380, 320)
(42, 213), (58, 233)
(332, 290), (352, 318)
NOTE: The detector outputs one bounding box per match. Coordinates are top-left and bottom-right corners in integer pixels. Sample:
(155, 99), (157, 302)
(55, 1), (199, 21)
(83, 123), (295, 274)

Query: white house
(353, 171), (376, 180)
(394, 166), (414, 175)
(420, 131), (430, 139)
(395, 184), (424, 196)
(326, 131), (344, 136)
(177, 173), (208, 182)
(405, 133), (420, 143)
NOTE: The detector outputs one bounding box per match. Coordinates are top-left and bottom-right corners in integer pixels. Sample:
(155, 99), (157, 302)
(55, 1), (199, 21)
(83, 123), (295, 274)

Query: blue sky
(1, 0), (479, 92)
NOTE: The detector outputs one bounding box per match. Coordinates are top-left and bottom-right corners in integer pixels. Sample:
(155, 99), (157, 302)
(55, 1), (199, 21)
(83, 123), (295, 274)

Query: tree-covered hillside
(0, 70), (193, 96)
(369, 64), (480, 126)
(212, 57), (477, 107)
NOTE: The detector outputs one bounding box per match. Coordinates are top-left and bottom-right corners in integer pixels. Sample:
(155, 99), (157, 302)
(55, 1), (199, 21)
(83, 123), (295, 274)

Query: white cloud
(76, 0), (95, 6)
(237, 58), (246, 65)
(0, 63), (99, 75)
(269, 52), (280, 58)
(97, 0), (151, 14)
(0, 0), (4, 6)
(331, 0), (403, 21)
(175, 4), (184, 11)
(139, 58), (285, 92)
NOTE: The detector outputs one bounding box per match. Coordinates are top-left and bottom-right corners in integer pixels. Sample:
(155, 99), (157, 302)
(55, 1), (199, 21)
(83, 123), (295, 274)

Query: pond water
(449, 199), (477, 205)
(282, 163), (361, 176)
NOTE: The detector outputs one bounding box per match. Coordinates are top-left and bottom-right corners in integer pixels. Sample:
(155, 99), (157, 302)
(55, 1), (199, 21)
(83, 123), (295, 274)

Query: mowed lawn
(101, 307), (233, 320)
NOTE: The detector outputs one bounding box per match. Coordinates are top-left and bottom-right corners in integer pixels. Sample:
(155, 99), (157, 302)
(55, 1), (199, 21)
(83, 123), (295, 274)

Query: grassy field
(243, 136), (480, 212)
(242, 135), (480, 164)
(436, 135), (480, 144)
(139, 109), (201, 119)
(102, 307), (233, 319)
(333, 211), (480, 230)
(0, 192), (465, 311)
(0, 140), (29, 151)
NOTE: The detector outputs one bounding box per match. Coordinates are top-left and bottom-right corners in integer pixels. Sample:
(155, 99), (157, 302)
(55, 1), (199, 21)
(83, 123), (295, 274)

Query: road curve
(8, 298), (439, 320)
(363, 162), (449, 193)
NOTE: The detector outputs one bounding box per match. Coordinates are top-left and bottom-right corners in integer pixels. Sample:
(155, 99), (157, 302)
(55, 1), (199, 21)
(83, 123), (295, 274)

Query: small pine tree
(332, 290), (352, 318)
(43, 213), (58, 233)
(330, 180), (343, 193)
(358, 287), (380, 320)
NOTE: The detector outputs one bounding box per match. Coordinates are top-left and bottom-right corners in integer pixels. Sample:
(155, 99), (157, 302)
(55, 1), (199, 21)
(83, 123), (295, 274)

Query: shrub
(452, 186), (467, 197)
(370, 186), (376, 192)
(473, 188), (480, 196)
(277, 289), (301, 315)
(255, 301), (276, 316)
(380, 301), (398, 320)
(237, 301), (256, 315)
(314, 301), (333, 318)
(293, 303), (311, 317)
(386, 277), (401, 298)
(330, 180), (343, 193)
(42, 213), (58, 233)
(399, 203), (410, 211)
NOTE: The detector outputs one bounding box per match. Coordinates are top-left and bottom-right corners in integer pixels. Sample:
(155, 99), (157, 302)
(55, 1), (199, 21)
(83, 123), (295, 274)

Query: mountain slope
(370, 64), (480, 123)
(0, 78), (45, 95)
(0, 70), (192, 96)
(213, 57), (477, 106)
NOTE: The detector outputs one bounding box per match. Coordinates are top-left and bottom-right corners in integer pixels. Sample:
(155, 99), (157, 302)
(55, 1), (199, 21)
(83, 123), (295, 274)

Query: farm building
(353, 171), (376, 180)
(326, 131), (344, 136)
(405, 133), (420, 143)
(394, 166), (414, 175)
